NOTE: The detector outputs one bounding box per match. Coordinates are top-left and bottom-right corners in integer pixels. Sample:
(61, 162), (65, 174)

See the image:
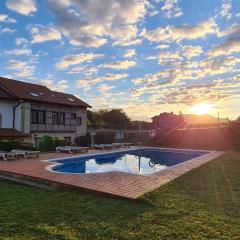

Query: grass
(0, 152), (240, 240)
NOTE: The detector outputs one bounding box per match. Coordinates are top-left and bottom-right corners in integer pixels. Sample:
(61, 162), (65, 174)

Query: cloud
(15, 38), (29, 46)
(28, 25), (62, 44)
(6, 0), (37, 16)
(4, 48), (32, 56)
(103, 60), (136, 69)
(47, 0), (147, 47)
(182, 45), (203, 58)
(155, 44), (170, 49)
(8, 59), (35, 78)
(103, 73), (128, 81)
(208, 39), (240, 57)
(219, 0), (232, 19)
(75, 73), (128, 89)
(97, 84), (115, 92)
(160, 0), (183, 18)
(147, 51), (182, 65)
(56, 53), (104, 70)
(39, 79), (68, 91)
(0, 14), (16, 23)
(143, 18), (218, 43)
(0, 27), (16, 34)
(123, 49), (136, 58)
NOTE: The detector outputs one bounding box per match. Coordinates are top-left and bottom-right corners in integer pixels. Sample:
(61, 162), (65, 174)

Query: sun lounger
(0, 151), (19, 161)
(0, 153), (7, 161)
(56, 146), (89, 154)
(112, 143), (122, 148)
(91, 144), (105, 150)
(103, 144), (115, 150)
(11, 149), (40, 158)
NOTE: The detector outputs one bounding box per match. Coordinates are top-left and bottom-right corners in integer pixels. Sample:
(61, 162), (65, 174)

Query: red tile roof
(0, 77), (91, 108)
(0, 128), (30, 139)
(0, 87), (15, 100)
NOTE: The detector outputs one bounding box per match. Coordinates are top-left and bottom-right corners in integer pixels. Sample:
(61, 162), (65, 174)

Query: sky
(0, 0), (240, 121)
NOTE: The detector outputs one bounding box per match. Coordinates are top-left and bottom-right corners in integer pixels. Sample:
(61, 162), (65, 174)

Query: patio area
(0, 148), (224, 200)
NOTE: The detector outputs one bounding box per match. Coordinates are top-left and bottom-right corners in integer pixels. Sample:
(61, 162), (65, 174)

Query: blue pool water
(50, 148), (209, 175)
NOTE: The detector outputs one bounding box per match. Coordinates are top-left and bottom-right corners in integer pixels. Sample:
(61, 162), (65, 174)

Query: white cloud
(97, 84), (115, 92)
(103, 73), (128, 81)
(123, 49), (136, 58)
(182, 45), (203, 58)
(160, 0), (183, 18)
(103, 60), (136, 70)
(8, 59), (35, 78)
(208, 39), (240, 57)
(0, 27), (16, 34)
(147, 51), (182, 65)
(0, 14), (16, 23)
(28, 25), (62, 44)
(47, 0), (147, 47)
(155, 44), (170, 49)
(6, 0), (37, 16)
(15, 38), (29, 46)
(39, 79), (68, 91)
(219, 0), (232, 19)
(143, 18), (218, 43)
(56, 53), (104, 70)
(4, 48), (32, 56)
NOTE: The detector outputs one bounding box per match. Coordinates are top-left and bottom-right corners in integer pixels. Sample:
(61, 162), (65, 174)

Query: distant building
(151, 112), (185, 129)
(0, 77), (91, 144)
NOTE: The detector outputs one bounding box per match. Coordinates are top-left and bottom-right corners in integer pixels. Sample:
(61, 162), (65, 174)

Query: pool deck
(0, 148), (224, 200)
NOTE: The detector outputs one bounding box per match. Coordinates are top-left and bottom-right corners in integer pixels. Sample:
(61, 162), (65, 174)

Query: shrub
(39, 135), (55, 152)
(0, 140), (22, 151)
(55, 138), (71, 148)
(94, 130), (115, 144)
(0, 140), (35, 151)
(74, 133), (92, 147)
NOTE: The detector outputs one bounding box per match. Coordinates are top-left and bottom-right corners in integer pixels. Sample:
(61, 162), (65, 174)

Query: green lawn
(0, 152), (240, 240)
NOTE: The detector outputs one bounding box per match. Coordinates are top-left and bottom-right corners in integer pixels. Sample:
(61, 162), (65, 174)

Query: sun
(190, 103), (213, 115)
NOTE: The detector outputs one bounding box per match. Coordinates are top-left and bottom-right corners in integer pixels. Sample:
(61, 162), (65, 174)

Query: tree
(87, 108), (131, 130)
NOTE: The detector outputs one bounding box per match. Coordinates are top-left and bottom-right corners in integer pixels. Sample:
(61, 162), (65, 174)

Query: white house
(0, 77), (91, 144)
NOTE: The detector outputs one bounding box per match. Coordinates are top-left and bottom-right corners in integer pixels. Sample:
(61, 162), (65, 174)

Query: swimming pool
(49, 148), (210, 175)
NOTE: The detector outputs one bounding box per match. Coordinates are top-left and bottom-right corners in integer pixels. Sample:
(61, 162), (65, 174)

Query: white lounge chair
(0, 153), (7, 161)
(56, 146), (88, 154)
(11, 149), (40, 158)
(103, 144), (115, 150)
(112, 143), (122, 148)
(0, 151), (19, 161)
(91, 144), (105, 150)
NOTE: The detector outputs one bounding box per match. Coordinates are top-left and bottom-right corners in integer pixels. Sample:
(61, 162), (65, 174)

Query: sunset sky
(0, 0), (240, 120)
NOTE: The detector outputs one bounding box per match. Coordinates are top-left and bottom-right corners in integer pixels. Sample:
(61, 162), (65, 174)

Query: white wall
(15, 104), (22, 131)
(0, 100), (15, 128)
(76, 108), (87, 136)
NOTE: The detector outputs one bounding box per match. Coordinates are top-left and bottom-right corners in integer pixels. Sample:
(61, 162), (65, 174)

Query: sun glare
(190, 103), (213, 115)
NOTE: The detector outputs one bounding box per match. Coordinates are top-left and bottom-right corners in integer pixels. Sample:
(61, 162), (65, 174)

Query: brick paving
(0, 148), (224, 200)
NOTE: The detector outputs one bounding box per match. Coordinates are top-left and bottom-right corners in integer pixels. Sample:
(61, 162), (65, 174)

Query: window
(68, 97), (75, 102)
(77, 117), (82, 126)
(53, 112), (65, 125)
(31, 109), (38, 124)
(31, 110), (46, 124)
(29, 92), (40, 97)
(59, 112), (65, 125)
(39, 111), (46, 124)
(52, 112), (58, 124)
(71, 113), (76, 119)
